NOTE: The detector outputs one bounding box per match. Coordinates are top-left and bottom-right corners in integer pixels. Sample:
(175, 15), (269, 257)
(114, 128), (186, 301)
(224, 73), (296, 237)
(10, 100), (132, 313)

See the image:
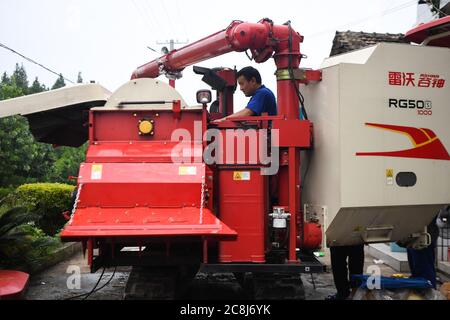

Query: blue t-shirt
(246, 85), (277, 116)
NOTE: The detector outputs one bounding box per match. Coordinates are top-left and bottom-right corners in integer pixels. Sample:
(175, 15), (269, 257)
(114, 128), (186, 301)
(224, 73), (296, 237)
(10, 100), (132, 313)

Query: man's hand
(214, 117), (228, 123)
(213, 108), (255, 123)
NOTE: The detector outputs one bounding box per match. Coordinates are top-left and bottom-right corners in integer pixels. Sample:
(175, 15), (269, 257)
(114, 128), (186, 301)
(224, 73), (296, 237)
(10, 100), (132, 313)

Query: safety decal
(179, 166), (197, 175)
(233, 171), (250, 181)
(91, 164), (103, 180)
(386, 169), (394, 186)
(356, 123), (450, 161)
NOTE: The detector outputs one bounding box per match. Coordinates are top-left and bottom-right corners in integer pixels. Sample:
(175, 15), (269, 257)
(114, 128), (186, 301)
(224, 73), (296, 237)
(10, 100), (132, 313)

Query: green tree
(51, 74), (66, 89)
(29, 77), (47, 94)
(0, 115), (56, 186)
(0, 83), (23, 101)
(11, 63), (29, 94)
(1, 66), (86, 187)
(44, 145), (86, 185)
(1, 72), (10, 85)
(0, 70), (55, 186)
(0, 206), (60, 272)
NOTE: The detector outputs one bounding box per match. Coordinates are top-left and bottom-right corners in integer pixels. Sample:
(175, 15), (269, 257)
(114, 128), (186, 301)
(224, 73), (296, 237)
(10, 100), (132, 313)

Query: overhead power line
(305, 0), (418, 38)
(132, 0), (158, 36)
(160, 0), (177, 37)
(174, 0), (190, 40)
(0, 42), (75, 84)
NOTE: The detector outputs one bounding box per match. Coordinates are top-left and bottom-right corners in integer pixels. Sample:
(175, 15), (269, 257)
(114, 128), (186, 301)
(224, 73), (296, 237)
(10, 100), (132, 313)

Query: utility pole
(157, 39), (188, 52)
(156, 39), (188, 88)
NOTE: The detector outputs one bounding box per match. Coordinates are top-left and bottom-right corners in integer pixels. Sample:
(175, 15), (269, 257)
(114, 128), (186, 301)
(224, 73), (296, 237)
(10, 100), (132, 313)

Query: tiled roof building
(329, 31), (409, 56)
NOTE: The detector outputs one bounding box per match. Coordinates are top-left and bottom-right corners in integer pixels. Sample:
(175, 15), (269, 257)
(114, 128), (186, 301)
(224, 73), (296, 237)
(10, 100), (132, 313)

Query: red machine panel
(86, 141), (203, 163)
(77, 162), (204, 207)
(218, 128), (268, 165)
(271, 119), (312, 148)
(61, 161), (238, 241)
(60, 207), (237, 240)
(218, 168), (268, 262)
(92, 110), (203, 142)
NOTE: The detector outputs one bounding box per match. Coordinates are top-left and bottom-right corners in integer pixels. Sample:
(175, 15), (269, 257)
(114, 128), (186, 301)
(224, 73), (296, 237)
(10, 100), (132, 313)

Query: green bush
(0, 187), (14, 201)
(1, 183), (75, 236)
(0, 206), (61, 273)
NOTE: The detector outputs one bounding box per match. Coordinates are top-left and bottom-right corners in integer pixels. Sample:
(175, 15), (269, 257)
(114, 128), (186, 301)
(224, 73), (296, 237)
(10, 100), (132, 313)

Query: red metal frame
(299, 69), (323, 84)
(271, 119), (312, 148)
(405, 16), (450, 47)
(216, 68), (236, 116)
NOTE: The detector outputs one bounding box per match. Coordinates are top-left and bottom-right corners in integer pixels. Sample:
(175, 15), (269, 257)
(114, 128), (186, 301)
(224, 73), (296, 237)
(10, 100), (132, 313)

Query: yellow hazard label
(233, 171), (250, 181)
(386, 168), (394, 186)
(91, 164), (103, 180)
(179, 166), (197, 175)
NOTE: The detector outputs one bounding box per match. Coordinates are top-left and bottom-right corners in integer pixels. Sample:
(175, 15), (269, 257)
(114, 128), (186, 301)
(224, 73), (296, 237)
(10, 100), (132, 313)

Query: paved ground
(24, 246), (448, 300)
(25, 251), (130, 300)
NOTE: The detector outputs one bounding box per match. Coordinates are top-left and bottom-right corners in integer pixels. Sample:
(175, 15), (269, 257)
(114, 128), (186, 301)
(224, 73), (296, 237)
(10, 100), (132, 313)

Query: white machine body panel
(302, 43), (450, 246)
(99, 78), (202, 111)
(0, 83), (111, 117)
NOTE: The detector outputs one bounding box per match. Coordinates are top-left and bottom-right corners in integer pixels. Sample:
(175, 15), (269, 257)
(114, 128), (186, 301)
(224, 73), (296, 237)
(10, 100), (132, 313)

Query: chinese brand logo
(356, 123), (450, 161)
(388, 72), (446, 88)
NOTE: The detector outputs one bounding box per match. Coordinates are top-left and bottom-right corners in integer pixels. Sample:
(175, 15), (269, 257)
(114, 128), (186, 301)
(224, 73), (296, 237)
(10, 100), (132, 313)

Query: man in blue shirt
(217, 66), (277, 121)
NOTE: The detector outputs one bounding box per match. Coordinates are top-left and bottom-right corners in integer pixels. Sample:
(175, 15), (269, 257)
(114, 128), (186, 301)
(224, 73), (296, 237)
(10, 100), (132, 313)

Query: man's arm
(216, 108), (255, 122)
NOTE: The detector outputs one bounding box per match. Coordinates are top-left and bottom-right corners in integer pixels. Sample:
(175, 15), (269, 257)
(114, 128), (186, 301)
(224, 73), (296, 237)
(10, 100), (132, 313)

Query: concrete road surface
(24, 246), (442, 300)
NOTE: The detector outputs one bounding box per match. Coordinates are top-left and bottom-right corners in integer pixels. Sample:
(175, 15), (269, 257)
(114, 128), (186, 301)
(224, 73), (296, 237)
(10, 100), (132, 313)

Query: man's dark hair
(237, 66), (262, 84)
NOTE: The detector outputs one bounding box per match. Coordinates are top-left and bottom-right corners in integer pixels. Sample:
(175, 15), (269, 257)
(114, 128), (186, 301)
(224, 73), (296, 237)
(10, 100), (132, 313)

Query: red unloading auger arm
(131, 18), (319, 262)
(131, 18), (305, 119)
(131, 18), (301, 75)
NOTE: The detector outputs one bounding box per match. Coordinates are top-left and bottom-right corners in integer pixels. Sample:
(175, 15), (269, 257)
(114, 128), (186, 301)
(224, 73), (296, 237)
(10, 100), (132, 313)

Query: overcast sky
(0, 0), (420, 108)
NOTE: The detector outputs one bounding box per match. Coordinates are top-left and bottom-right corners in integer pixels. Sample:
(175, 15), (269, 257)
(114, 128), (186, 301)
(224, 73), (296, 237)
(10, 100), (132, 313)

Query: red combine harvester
(1, 16), (448, 299)
(60, 18), (323, 298)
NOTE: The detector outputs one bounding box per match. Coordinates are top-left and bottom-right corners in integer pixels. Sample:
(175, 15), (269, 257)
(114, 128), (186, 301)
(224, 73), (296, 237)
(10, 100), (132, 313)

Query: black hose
(82, 266), (117, 300)
(63, 266), (117, 300)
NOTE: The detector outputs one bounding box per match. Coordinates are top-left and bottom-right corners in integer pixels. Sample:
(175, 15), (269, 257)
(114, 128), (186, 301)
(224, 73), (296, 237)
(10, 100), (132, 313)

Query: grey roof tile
(330, 31), (408, 56)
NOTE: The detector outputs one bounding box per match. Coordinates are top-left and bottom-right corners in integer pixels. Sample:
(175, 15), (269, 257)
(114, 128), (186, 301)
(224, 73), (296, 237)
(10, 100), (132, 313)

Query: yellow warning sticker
(233, 171), (250, 181)
(179, 166), (197, 175)
(91, 164), (103, 180)
(386, 168), (394, 186)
